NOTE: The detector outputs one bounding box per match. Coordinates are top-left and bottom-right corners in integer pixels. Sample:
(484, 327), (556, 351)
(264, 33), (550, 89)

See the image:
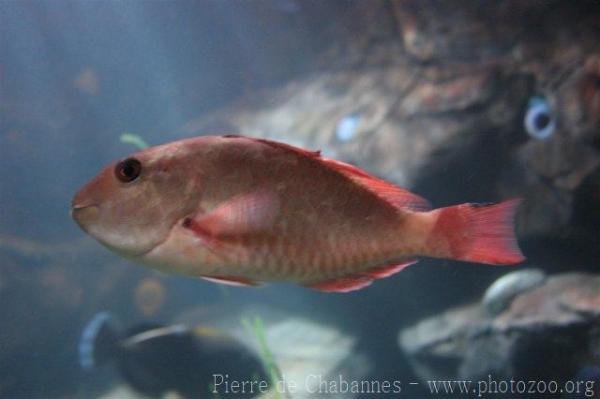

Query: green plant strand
(242, 316), (283, 399)
(120, 133), (149, 150)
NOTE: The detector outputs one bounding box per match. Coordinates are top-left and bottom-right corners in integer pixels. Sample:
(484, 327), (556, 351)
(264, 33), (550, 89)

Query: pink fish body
(72, 135), (524, 292)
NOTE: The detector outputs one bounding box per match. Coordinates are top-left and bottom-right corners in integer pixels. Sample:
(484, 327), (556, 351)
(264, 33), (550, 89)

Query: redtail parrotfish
(71, 135), (524, 292)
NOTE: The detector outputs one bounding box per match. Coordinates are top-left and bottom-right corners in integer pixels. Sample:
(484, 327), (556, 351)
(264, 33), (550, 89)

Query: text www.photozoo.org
(211, 373), (597, 397)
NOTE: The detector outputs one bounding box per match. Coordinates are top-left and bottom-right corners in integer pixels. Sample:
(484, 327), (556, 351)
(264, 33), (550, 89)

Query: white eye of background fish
(335, 114), (360, 142)
(524, 96), (556, 140)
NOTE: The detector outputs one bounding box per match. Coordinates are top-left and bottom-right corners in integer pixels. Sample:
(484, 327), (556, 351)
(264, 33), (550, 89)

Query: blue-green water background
(1, 1), (599, 398)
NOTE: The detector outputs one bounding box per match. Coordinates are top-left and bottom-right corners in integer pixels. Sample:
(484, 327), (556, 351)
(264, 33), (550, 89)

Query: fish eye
(524, 96), (556, 140)
(115, 158), (142, 183)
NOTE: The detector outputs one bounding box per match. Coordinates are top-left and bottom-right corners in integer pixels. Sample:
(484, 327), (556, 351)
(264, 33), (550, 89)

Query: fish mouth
(70, 203), (99, 229)
(70, 203), (98, 216)
(71, 203), (97, 211)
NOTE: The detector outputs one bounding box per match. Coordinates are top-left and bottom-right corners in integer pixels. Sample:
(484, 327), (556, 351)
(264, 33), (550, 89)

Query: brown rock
(399, 272), (600, 381)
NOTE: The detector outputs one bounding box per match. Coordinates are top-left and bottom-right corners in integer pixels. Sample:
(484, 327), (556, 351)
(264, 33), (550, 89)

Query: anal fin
(307, 276), (373, 293)
(306, 259), (417, 293)
(363, 259), (417, 278)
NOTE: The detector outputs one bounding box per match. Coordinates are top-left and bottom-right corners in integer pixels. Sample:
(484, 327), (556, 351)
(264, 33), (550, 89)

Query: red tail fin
(430, 199), (525, 265)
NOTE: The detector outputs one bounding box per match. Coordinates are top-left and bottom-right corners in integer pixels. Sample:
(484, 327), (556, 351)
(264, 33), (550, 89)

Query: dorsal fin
(244, 136), (429, 211)
(240, 136), (322, 158)
(121, 325), (188, 348)
(322, 158), (431, 211)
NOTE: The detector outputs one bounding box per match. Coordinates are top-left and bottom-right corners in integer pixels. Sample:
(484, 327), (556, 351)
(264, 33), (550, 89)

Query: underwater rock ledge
(398, 271), (600, 382)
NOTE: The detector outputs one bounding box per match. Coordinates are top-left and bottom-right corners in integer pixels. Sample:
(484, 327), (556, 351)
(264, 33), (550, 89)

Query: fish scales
(219, 143), (400, 276)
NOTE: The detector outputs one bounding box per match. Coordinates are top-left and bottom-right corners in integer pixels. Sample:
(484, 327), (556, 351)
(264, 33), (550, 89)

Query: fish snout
(70, 202), (99, 229)
(71, 202), (96, 211)
(71, 186), (100, 228)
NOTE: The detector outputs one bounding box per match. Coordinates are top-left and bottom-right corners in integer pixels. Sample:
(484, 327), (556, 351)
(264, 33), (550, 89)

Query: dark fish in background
(79, 312), (268, 398)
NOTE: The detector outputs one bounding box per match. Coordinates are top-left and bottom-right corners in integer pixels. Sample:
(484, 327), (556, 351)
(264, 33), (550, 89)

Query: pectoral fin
(183, 190), (280, 241)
